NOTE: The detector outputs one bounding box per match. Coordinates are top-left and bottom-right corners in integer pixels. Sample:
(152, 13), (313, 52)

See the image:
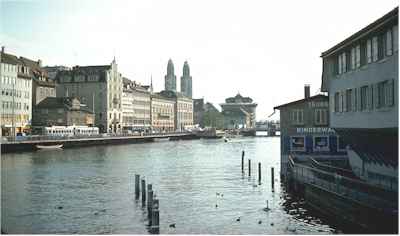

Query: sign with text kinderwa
(296, 127), (335, 134)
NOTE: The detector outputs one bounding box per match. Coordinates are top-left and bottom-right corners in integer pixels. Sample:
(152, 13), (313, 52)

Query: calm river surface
(2, 136), (341, 234)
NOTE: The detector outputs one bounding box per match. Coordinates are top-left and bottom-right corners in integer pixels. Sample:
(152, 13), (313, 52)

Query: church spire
(150, 74), (153, 93)
(183, 60), (190, 77)
(167, 58), (174, 75)
(165, 58), (177, 91)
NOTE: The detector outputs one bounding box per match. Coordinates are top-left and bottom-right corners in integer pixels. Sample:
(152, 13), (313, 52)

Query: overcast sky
(1, 0), (398, 120)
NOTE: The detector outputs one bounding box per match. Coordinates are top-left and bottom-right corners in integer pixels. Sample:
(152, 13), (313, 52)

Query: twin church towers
(164, 59), (192, 98)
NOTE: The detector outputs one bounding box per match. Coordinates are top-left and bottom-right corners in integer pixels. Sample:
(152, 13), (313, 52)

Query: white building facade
(151, 94), (175, 132)
(122, 79), (151, 132)
(0, 47), (32, 136)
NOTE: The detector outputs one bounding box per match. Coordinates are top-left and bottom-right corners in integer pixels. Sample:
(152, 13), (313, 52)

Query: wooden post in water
(151, 199), (160, 234)
(248, 159), (251, 177)
(258, 162), (261, 183)
(241, 151), (245, 172)
(147, 184), (153, 212)
(271, 167), (275, 191)
(141, 179), (146, 205)
(135, 174), (140, 198)
(148, 190), (154, 224)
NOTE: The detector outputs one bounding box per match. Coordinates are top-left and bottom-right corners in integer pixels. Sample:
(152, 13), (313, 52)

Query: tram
(44, 125), (99, 137)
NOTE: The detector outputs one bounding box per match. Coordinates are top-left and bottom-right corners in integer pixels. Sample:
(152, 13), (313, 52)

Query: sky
(1, 0), (398, 121)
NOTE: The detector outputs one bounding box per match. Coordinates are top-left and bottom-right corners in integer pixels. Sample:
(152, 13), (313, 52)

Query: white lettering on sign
(296, 127), (335, 134)
(308, 101), (328, 108)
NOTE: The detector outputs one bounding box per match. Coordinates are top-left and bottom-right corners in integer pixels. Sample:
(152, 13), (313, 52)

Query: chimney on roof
(38, 59), (42, 67)
(304, 84), (310, 99)
(1, 46), (4, 53)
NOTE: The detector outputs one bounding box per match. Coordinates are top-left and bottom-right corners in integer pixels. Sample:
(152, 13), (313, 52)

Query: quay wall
(302, 183), (398, 234)
(1, 134), (200, 154)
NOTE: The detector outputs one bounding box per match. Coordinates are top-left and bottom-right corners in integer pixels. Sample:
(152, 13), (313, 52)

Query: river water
(1, 136), (341, 234)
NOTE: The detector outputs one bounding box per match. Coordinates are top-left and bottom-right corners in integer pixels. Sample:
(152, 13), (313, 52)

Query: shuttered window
(351, 47), (356, 70)
(386, 80), (394, 107)
(356, 45), (361, 68)
(315, 109), (328, 125)
(361, 86), (368, 111)
(346, 89), (352, 112)
(386, 29), (393, 56)
(334, 92), (340, 112)
(377, 82), (385, 108)
(372, 36), (378, 62)
(366, 39), (372, 63)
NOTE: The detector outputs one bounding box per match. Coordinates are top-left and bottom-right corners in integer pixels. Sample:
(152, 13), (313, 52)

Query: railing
(288, 155), (397, 211)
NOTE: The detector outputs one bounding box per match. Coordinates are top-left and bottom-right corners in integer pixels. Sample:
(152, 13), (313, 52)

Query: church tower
(180, 61), (192, 98)
(164, 59), (176, 91)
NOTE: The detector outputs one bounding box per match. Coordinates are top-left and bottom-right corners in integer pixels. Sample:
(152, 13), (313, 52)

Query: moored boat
(36, 144), (63, 150)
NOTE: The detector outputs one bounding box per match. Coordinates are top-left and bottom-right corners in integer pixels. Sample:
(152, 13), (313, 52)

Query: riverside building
(32, 97), (94, 129)
(56, 58), (123, 133)
(150, 93), (175, 132)
(19, 57), (56, 106)
(220, 93), (257, 129)
(159, 90), (193, 132)
(273, 85), (347, 178)
(0, 47), (32, 136)
(122, 78), (151, 133)
(320, 7), (398, 191)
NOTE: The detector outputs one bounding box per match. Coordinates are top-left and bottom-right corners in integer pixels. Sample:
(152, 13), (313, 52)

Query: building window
(315, 109), (328, 125)
(351, 47), (356, 70)
(346, 89), (352, 112)
(313, 136), (329, 151)
(337, 52), (347, 74)
(377, 80), (395, 108)
(355, 45), (361, 68)
(291, 136), (305, 151)
(360, 86), (368, 110)
(291, 109), (304, 125)
(386, 29), (393, 56)
(372, 36), (378, 62)
(377, 81), (386, 108)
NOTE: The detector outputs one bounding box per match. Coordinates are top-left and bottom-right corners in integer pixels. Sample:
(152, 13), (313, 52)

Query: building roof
(273, 94), (328, 110)
(159, 90), (192, 101)
(335, 128), (398, 167)
(36, 97), (93, 113)
(73, 65), (111, 71)
(19, 56), (49, 77)
(205, 102), (220, 112)
(56, 64), (111, 83)
(151, 93), (176, 102)
(1, 52), (21, 65)
(225, 93), (254, 103)
(321, 7), (398, 58)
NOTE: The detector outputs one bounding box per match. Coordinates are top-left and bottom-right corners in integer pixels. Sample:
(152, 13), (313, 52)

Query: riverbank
(1, 133), (199, 154)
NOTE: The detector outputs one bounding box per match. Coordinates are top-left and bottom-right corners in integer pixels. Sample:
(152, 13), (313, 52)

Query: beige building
(151, 93), (175, 132)
(159, 90), (193, 131)
(122, 78), (151, 132)
(56, 58), (123, 133)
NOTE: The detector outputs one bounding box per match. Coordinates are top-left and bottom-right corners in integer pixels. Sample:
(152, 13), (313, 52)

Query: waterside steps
(285, 155), (398, 234)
